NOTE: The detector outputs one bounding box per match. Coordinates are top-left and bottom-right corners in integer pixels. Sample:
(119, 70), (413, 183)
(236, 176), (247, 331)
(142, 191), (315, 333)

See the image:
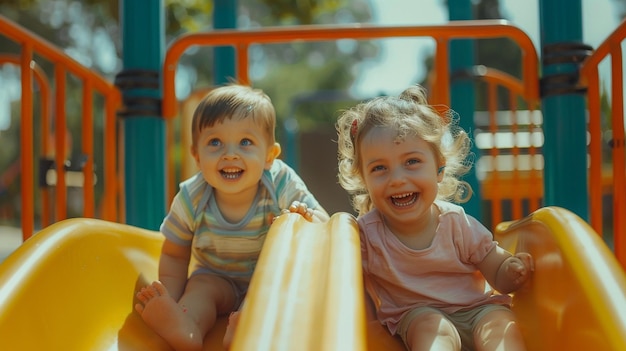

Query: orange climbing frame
(162, 20), (539, 120)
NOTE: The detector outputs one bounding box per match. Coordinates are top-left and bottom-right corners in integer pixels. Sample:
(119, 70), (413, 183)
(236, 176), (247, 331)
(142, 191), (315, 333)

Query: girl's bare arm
(477, 246), (534, 294)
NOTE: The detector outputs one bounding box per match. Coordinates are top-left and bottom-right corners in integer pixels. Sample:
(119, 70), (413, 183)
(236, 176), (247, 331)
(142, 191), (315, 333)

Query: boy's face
(193, 117), (280, 197)
(359, 126), (443, 236)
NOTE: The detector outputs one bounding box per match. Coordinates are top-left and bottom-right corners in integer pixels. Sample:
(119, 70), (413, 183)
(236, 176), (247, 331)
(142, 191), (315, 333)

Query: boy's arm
(158, 238), (192, 301)
(476, 246), (534, 294)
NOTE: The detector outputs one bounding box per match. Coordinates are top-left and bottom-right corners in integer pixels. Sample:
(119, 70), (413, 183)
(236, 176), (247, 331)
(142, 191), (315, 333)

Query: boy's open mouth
(220, 168), (243, 180)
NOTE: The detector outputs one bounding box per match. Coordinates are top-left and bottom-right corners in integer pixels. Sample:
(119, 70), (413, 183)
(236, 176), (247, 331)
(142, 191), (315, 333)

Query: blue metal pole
(117, 0), (166, 229)
(213, 0), (237, 84)
(448, 0), (481, 220)
(539, 0), (589, 220)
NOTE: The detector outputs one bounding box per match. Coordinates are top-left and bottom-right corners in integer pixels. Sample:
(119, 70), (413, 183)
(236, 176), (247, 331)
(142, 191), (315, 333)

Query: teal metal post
(448, 0), (481, 219)
(213, 0), (237, 84)
(539, 0), (589, 220)
(117, 0), (166, 229)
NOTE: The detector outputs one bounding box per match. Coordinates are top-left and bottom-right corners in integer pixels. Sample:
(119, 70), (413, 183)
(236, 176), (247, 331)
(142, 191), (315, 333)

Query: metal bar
(610, 42), (626, 265)
(19, 44), (34, 240)
(82, 79), (95, 218)
(54, 65), (67, 220)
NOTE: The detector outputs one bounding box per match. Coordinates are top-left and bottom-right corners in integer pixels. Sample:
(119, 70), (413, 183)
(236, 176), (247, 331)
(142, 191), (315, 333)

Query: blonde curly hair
(336, 85), (473, 216)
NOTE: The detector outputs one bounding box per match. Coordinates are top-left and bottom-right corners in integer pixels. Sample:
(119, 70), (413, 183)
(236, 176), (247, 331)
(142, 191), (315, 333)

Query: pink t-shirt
(358, 200), (511, 335)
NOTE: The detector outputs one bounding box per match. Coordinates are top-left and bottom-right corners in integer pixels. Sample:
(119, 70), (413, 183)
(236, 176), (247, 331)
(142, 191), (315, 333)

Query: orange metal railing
(580, 19), (626, 265)
(0, 55), (52, 226)
(0, 15), (122, 240)
(459, 66), (543, 228)
(162, 20), (539, 120)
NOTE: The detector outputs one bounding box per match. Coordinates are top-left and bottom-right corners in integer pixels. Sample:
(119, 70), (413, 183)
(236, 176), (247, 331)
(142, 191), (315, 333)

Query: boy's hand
(284, 201), (314, 221)
(272, 201), (329, 223)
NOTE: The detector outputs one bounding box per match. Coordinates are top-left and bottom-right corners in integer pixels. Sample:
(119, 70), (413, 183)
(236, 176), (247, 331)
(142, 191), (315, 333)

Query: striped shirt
(160, 159), (321, 283)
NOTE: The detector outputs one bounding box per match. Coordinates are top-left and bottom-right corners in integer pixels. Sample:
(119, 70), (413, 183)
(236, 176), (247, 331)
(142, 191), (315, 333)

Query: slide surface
(0, 218), (232, 350)
(494, 207), (626, 350)
(0, 208), (625, 350)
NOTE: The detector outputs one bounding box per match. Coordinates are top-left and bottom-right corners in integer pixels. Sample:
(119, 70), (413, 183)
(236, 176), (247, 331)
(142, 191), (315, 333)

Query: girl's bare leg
(405, 311), (461, 351)
(135, 275), (236, 351)
(473, 309), (526, 351)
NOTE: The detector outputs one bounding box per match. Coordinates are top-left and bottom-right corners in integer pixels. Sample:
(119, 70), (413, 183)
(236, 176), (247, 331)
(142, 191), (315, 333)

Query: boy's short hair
(191, 84), (276, 153)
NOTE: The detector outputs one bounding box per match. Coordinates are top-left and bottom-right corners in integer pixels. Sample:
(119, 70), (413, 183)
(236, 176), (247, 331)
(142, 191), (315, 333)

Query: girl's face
(359, 126), (443, 235)
(193, 117), (280, 201)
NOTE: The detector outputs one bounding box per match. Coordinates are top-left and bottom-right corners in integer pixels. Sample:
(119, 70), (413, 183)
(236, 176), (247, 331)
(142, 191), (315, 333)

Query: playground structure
(1, 0), (626, 349)
(2, 13), (624, 259)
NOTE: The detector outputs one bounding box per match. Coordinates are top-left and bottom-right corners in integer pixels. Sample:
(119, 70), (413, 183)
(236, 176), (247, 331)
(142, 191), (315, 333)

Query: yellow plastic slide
(494, 207), (626, 350)
(0, 213), (400, 350)
(0, 218), (226, 350)
(229, 213), (365, 350)
(0, 207), (625, 350)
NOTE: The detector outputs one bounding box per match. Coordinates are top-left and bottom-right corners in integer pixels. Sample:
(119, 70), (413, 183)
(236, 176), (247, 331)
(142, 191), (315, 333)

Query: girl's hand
(505, 252), (534, 286)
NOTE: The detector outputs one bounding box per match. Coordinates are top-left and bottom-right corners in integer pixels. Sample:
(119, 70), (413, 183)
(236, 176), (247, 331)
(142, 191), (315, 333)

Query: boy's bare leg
(473, 309), (526, 351)
(136, 276), (236, 351)
(222, 310), (241, 350)
(135, 281), (204, 350)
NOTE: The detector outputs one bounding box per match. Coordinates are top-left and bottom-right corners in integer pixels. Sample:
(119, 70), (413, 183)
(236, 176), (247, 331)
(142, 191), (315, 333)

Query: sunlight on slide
(495, 206), (626, 351)
(0, 213), (402, 350)
(0, 207), (624, 350)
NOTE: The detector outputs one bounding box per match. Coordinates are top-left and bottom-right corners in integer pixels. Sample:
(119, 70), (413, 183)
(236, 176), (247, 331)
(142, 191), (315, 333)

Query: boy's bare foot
(135, 281), (203, 351)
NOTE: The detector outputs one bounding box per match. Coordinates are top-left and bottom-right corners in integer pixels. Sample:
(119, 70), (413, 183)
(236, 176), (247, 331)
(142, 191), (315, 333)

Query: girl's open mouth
(390, 192), (417, 207)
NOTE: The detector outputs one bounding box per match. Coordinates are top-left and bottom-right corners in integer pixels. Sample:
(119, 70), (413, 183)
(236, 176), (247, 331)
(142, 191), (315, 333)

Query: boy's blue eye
(371, 165), (385, 172)
(240, 138), (253, 146)
(209, 138), (221, 147)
